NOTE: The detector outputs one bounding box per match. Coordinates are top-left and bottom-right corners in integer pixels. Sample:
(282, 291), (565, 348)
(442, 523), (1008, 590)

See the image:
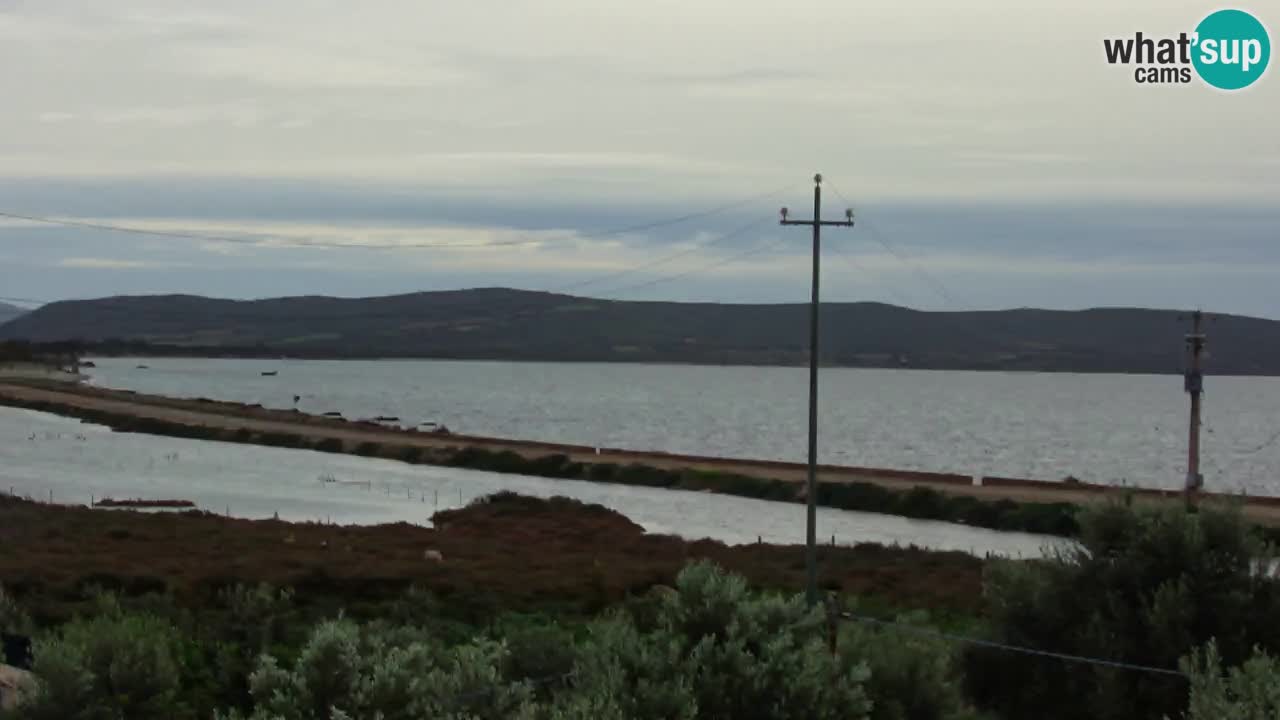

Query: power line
(554, 217), (769, 294)
(1237, 429), (1280, 456)
(824, 183), (961, 308)
(593, 219), (776, 297)
(824, 235), (923, 310)
(0, 217), (778, 326)
(839, 612), (1188, 679)
(0, 296), (50, 306)
(0, 183), (799, 253)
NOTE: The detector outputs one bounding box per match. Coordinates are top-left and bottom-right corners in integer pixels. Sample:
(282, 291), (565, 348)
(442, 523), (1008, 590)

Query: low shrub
(258, 432), (305, 449)
(313, 438), (344, 454)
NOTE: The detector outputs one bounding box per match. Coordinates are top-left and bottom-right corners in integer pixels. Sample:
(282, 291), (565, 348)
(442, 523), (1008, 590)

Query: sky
(0, 0), (1277, 317)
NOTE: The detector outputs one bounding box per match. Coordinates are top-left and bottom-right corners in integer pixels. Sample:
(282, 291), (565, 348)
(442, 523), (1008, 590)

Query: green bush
(0, 583), (31, 635)
(558, 561), (872, 720)
(614, 463), (676, 488)
(353, 441), (382, 457)
(839, 611), (975, 720)
(681, 471), (796, 500)
(314, 438), (344, 454)
(15, 606), (187, 720)
(586, 463), (619, 482)
(964, 502), (1280, 720)
(223, 619), (533, 720)
(1181, 641), (1280, 719)
(448, 448), (530, 474)
(499, 621), (579, 699)
(258, 432), (305, 449)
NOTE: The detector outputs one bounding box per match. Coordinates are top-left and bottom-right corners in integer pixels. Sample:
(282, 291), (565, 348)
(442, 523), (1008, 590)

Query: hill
(0, 302), (26, 326)
(1, 288), (1277, 374)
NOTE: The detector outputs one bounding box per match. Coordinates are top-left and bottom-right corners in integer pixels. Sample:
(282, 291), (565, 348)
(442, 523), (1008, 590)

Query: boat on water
(261, 371), (278, 376)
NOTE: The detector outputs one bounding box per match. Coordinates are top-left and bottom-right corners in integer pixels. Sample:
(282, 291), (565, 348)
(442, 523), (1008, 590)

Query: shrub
(586, 463), (619, 482)
(499, 621), (578, 699)
(15, 606), (186, 720)
(225, 619), (534, 720)
(522, 454), (586, 479)
(0, 583), (32, 636)
(614, 463), (676, 488)
(1181, 641), (1280, 719)
(314, 438), (344, 454)
(681, 471), (795, 500)
(896, 487), (950, 521)
(353, 441), (382, 457)
(559, 561), (872, 720)
(839, 611), (973, 720)
(965, 502), (1280, 720)
(258, 432), (304, 449)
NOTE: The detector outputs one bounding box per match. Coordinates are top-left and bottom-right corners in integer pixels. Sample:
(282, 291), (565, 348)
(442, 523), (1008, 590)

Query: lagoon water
(0, 407), (1056, 557)
(82, 357), (1280, 495)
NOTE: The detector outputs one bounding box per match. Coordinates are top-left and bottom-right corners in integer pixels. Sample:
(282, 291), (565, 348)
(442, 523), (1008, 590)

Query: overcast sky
(1, 0), (1276, 317)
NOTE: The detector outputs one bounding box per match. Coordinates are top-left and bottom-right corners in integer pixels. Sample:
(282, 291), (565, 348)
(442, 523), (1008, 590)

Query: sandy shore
(2, 379), (1276, 524)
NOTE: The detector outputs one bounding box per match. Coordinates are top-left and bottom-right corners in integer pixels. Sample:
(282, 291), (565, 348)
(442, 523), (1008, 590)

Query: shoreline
(2, 378), (1278, 533)
(80, 351), (1280, 378)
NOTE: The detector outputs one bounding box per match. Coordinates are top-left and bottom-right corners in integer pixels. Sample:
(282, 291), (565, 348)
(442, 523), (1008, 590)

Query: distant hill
(0, 302), (26, 327)
(1, 288), (1277, 374)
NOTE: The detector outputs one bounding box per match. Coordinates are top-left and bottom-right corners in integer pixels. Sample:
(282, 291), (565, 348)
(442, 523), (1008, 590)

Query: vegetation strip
(4, 493), (1280, 719)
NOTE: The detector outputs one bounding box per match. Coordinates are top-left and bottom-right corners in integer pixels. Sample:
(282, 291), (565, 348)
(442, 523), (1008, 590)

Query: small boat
(261, 371), (278, 376)
(136, 365), (149, 369)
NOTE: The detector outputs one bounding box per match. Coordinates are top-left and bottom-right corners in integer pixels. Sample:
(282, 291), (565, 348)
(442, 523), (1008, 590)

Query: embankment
(1, 379), (1275, 538)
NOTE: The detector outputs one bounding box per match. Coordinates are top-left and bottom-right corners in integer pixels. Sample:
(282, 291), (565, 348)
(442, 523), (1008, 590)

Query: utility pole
(780, 173), (854, 605)
(1184, 310), (1206, 507)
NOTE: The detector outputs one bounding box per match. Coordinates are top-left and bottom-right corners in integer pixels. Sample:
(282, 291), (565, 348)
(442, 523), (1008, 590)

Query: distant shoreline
(8, 288), (1280, 375)
(75, 351), (1280, 378)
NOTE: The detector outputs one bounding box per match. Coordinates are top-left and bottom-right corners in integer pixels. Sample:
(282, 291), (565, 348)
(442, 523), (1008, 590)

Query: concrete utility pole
(780, 173), (854, 605)
(1184, 310), (1206, 507)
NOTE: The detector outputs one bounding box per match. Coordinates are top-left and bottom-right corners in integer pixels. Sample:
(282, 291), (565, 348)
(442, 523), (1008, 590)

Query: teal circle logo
(1192, 9), (1270, 90)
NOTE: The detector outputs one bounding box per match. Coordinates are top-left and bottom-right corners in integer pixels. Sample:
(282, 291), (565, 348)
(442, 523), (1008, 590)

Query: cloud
(37, 111), (75, 123)
(0, 1), (1272, 202)
(57, 257), (191, 269)
(0, 1), (1276, 317)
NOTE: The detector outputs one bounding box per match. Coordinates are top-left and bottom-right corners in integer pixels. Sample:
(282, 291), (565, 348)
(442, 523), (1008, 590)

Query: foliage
(221, 619), (534, 720)
(14, 602), (188, 720)
(1180, 641), (1280, 719)
(839, 611), (974, 720)
(548, 561), (871, 720)
(965, 502), (1280, 720)
(441, 446), (1078, 537)
(207, 562), (875, 720)
(0, 583), (32, 636)
(314, 438), (344, 454)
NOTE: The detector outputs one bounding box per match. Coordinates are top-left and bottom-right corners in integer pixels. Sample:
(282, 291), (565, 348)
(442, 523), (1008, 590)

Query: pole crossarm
(780, 219), (855, 227)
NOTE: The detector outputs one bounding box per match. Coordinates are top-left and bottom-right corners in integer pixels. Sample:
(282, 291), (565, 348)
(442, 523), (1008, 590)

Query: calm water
(0, 407), (1055, 557)
(84, 357), (1280, 495)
